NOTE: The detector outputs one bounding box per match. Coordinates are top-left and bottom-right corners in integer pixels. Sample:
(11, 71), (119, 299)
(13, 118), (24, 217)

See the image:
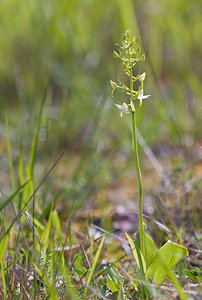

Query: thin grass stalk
(84, 236), (105, 297)
(5, 115), (16, 190)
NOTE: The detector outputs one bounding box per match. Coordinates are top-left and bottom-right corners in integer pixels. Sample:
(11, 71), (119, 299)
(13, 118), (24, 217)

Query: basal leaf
(146, 240), (188, 284)
(144, 232), (157, 269)
(126, 233), (146, 274)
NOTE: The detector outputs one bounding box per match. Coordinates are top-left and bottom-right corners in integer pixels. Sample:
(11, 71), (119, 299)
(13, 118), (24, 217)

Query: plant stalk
(128, 49), (145, 256)
(131, 111), (144, 256)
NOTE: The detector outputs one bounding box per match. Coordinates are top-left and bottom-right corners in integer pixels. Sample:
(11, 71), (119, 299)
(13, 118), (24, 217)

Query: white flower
(138, 72), (146, 82)
(115, 102), (129, 117)
(137, 90), (150, 106)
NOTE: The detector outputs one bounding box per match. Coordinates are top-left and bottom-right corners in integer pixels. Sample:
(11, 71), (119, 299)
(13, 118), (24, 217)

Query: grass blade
(29, 86), (47, 178)
(0, 152), (64, 243)
(0, 180), (29, 212)
(5, 115), (16, 190)
(1, 261), (7, 299)
(33, 263), (59, 300)
(84, 236), (105, 297)
(0, 235), (8, 263)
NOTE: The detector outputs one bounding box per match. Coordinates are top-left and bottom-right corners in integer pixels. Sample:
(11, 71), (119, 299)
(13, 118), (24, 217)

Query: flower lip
(115, 102), (130, 117)
(115, 102), (129, 114)
(137, 90), (150, 106)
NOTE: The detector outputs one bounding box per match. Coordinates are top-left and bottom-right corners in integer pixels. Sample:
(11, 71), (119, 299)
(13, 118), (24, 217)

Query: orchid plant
(110, 30), (150, 257)
(111, 30), (188, 299)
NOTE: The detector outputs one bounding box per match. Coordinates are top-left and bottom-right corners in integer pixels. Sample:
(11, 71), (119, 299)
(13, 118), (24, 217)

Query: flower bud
(110, 80), (119, 97)
(123, 62), (128, 71)
(140, 53), (145, 61)
(110, 80), (118, 90)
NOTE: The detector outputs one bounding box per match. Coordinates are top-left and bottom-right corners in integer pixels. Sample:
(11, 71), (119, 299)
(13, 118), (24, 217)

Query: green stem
(131, 111), (144, 256)
(128, 50), (145, 257)
(128, 50), (144, 256)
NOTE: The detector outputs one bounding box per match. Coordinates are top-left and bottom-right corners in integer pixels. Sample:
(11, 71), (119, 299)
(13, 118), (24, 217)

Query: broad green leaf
(144, 232), (157, 269)
(126, 233), (146, 274)
(146, 240), (188, 284)
(134, 230), (155, 265)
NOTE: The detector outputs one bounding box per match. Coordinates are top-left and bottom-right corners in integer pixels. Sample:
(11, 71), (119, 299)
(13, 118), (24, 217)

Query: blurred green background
(0, 0), (201, 210)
